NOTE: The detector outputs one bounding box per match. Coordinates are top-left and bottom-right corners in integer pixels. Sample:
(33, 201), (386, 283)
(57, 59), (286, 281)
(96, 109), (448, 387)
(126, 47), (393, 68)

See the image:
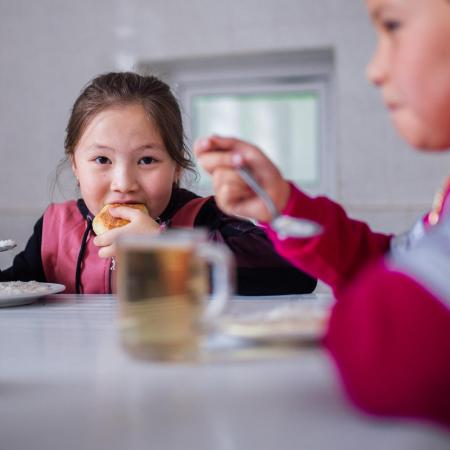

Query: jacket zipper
(108, 257), (115, 294)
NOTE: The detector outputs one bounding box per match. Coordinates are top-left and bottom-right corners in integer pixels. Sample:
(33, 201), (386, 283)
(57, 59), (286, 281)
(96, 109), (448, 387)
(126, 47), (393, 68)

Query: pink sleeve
(326, 260), (450, 427)
(265, 183), (392, 292)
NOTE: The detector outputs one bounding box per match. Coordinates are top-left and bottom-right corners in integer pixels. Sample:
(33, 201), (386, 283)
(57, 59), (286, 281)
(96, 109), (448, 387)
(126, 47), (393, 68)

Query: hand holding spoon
(237, 167), (322, 239)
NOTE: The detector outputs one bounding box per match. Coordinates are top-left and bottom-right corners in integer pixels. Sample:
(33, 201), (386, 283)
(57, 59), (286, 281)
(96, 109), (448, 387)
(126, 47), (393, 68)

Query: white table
(0, 294), (447, 450)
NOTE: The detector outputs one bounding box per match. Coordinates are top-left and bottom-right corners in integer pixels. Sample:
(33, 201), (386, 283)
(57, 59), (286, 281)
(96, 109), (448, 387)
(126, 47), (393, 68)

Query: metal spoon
(237, 167), (322, 239)
(0, 240), (17, 252)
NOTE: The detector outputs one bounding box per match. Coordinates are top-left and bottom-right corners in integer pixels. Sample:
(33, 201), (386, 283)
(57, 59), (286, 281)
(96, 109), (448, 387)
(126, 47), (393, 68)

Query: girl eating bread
(0, 71), (316, 295)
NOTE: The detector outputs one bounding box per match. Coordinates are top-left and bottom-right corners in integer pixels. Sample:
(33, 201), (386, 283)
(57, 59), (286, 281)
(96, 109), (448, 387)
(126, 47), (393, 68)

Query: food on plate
(0, 239), (16, 251)
(0, 281), (52, 296)
(92, 203), (148, 235)
(219, 301), (331, 342)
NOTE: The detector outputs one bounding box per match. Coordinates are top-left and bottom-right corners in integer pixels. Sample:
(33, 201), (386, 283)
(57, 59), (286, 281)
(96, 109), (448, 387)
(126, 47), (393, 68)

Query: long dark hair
(65, 71), (195, 174)
(53, 72), (196, 198)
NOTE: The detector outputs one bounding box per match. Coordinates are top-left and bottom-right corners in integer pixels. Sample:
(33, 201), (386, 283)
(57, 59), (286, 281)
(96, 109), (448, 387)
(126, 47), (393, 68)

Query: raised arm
(326, 218), (450, 426)
(266, 184), (391, 292)
(195, 135), (391, 292)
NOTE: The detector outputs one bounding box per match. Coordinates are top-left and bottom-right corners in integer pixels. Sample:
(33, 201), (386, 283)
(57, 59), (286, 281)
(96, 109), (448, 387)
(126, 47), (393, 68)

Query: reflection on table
(0, 294), (447, 450)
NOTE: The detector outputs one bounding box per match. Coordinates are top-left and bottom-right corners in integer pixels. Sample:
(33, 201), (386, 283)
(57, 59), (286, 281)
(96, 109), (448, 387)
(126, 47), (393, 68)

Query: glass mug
(116, 229), (235, 361)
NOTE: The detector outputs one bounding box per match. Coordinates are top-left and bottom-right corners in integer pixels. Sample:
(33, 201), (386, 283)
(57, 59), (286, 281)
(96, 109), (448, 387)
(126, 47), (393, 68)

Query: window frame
(138, 49), (335, 197)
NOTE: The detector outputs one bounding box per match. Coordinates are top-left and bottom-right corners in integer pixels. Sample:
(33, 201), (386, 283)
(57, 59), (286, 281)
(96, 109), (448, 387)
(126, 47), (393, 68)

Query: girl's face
(366, 0), (450, 150)
(71, 103), (179, 217)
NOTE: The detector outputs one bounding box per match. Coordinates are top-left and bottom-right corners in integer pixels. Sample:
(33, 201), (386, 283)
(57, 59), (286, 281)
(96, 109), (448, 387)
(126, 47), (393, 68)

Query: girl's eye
(95, 156), (111, 165)
(383, 20), (401, 33)
(139, 156), (156, 165)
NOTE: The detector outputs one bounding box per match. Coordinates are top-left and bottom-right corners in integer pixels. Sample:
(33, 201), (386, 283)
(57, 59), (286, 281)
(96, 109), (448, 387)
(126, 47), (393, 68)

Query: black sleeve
(0, 216), (46, 282)
(194, 198), (317, 296)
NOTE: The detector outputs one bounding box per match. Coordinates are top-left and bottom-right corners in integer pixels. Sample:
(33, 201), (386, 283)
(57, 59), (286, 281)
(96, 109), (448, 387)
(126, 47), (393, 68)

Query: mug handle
(196, 242), (235, 323)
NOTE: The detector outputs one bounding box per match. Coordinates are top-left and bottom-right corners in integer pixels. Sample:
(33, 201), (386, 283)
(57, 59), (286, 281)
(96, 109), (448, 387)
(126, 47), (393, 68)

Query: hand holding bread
(92, 203), (149, 235)
(92, 203), (159, 259)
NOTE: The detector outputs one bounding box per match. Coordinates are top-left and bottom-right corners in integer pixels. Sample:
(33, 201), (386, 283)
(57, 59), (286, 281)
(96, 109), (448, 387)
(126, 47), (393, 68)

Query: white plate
(218, 301), (331, 344)
(0, 282), (66, 307)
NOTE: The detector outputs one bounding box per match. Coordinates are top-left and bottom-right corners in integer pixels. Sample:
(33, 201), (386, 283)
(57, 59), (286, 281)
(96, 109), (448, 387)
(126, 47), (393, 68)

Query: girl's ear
(70, 154), (79, 181)
(70, 154), (76, 171)
(174, 166), (182, 185)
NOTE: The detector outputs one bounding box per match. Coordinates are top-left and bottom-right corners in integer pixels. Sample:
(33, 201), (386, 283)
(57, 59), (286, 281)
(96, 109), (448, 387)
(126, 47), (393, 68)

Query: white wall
(1, 0), (449, 268)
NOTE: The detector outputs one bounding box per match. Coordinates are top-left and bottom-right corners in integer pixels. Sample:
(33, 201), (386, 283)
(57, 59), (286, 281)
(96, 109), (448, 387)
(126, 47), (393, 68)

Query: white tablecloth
(0, 294), (447, 450)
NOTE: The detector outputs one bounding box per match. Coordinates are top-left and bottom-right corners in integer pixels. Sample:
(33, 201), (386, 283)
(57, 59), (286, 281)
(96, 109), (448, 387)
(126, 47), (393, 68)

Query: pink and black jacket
(0, 187), (317, 295)
(266, 182), (450, 427)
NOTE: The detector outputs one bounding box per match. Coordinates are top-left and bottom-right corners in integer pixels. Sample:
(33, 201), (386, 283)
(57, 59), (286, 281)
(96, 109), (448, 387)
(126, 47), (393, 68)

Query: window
(191, 87), (321, 188)
(138, 49), (335, 196)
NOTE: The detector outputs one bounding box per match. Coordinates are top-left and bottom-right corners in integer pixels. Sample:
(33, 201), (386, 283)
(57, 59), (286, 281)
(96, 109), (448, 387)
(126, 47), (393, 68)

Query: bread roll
(92, 203), (148, 235)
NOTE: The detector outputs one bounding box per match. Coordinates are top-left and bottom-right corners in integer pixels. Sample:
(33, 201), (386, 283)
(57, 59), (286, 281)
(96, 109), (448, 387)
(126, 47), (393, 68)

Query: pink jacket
(41, 197), (210, 294)
(266, 183), (450, 427)
(42, 201), (110, 293)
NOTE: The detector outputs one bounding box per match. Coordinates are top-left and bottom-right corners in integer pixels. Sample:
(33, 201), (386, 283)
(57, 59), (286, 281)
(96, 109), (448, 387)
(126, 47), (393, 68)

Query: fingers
(194, 135), (252, 157)
(212, 169), (252, 211)
(194, 135), (281, 181)
(108, 205), (159, 233)
(196, 150), (236, 174)
(93, 205), (160, 256)
(194, 135), (291, 222)
(194, 135), (263, 173)
(210, 169), (274, 222)
(108, 205), (145, 221)
(93, 228), (119, 258)
(98, 243), (115, 259)
(93, 227), (122, 248)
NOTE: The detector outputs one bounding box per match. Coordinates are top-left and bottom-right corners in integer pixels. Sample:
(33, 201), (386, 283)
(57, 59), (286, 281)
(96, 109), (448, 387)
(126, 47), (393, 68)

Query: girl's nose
(111, 165), (138, 193)
(366, 41), (388, 87)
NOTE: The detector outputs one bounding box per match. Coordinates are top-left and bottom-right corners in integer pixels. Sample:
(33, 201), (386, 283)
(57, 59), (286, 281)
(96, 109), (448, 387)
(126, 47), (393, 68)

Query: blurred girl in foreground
(195, 0), (450, 427)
